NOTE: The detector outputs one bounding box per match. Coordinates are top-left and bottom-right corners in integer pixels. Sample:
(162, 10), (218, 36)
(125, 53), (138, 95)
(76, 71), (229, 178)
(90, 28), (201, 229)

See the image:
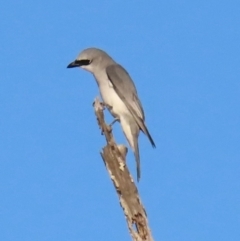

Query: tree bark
(93, 98), (154, 241)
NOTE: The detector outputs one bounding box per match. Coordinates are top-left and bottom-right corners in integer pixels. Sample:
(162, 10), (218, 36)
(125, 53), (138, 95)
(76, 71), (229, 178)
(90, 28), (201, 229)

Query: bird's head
(67, 47), (113, 73)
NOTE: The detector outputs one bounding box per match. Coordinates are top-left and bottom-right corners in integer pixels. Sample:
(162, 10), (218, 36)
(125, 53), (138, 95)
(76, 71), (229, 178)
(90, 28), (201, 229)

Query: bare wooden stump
(93, 98), (154, 241)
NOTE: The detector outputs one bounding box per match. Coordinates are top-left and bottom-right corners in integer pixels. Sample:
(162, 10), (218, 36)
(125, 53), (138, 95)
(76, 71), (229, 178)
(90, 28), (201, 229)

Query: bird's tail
(133, 140), (141, 182)
(129, 122), (141, 181)
(120, 117), (141, 181)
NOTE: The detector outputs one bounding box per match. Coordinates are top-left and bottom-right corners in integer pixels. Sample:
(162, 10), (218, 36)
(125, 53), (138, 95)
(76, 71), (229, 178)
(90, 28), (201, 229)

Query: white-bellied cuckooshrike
(67, 48), (155, 181)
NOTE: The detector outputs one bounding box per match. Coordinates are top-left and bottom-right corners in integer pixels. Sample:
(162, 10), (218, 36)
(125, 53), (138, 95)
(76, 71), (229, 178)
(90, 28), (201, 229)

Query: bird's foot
(101, 102), (112, 110)
(109, 118), (119, 127)
(100, 118), (118, 135)
(100, 123), (112, 135)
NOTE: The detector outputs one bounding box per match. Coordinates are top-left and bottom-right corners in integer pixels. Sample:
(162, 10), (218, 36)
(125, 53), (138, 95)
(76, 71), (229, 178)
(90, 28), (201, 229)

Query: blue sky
(1, 1), (239, 240)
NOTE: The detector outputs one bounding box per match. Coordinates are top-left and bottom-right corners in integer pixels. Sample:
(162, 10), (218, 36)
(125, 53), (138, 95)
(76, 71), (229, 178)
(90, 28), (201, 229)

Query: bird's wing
(106, 64), (155, 147)
(106, 64), (144, 120)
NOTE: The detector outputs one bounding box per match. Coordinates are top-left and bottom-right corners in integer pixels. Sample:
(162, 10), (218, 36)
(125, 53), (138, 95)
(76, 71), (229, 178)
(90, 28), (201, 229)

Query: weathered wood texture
(93, 98), (154, 241)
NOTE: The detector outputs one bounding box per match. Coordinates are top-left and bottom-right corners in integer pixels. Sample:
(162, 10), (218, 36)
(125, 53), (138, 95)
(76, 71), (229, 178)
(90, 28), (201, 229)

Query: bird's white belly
(99, 81), (130, 118)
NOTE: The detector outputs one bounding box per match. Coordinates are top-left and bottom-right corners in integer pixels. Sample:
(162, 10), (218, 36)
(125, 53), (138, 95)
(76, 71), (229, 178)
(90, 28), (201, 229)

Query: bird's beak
(67, 60), (81, 68)
(67, 59), (90, 68)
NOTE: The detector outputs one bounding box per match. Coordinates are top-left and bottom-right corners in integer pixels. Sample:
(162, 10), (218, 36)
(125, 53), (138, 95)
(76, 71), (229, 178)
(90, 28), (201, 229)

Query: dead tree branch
(93, 98), (154, 241)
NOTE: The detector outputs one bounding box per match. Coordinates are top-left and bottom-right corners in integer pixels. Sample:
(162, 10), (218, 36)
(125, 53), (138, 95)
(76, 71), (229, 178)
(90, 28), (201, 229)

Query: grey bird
(67, 48), (155, 181)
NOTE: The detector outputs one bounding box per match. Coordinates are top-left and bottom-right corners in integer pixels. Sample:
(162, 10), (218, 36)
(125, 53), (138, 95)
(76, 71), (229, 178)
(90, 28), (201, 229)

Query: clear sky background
(1, 1), (239, 241)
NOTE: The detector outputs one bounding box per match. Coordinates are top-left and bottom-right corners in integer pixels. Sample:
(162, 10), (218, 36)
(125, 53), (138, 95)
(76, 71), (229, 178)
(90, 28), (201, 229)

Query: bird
(67, 48), (155, 181)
